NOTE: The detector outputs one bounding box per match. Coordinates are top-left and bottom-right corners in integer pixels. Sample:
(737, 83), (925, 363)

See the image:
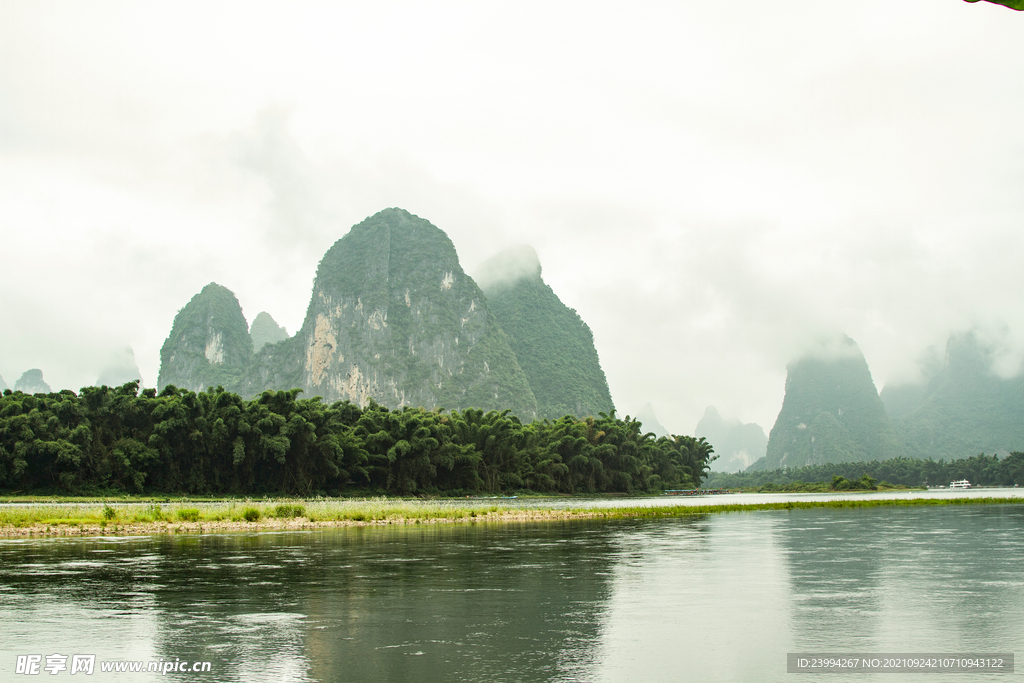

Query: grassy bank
(2, 494), (1023, 538)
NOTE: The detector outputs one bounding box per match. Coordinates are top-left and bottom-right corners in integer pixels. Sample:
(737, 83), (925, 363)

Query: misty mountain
(0, 374), (7, 392)
(240, 208), (538, 416)
(475, 245), (614, 419)
(249, 311), (289, 352)
(158, 283), (254, 393)
(696, 406), (767, 473)
(635, 402), (669, 438)
(881, 331), (1024, 459)
(751, 336), (906, 471)
(14, 369), (51, 394)
(96, 346), (144, 388)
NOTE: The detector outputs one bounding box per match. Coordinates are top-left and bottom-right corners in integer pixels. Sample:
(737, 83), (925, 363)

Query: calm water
(2, 503), (1023, 682)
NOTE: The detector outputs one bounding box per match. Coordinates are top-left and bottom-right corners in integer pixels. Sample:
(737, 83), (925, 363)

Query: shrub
(273, 504), (306, 519)
(176, 508), (200, 522)
(241, 507), (261, 522)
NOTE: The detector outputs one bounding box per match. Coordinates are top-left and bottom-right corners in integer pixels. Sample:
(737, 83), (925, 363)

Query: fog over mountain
(3, 2), (1023, 436)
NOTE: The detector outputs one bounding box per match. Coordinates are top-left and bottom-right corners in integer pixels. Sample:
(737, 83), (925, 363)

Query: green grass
(1, 495), (1022, 532)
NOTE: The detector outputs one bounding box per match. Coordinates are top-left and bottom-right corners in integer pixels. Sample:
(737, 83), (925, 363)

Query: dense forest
(0, 383), (713, 496)
(704, 453), (1024, 490)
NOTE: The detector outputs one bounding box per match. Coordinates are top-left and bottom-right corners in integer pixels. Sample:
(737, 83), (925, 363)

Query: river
(2, 495), (1022, 681)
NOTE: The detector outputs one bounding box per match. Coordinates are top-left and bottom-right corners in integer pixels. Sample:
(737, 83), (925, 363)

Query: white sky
(2, 0), (1022, 434)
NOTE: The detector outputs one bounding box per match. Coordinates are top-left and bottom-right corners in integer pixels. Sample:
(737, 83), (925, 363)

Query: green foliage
(272, 503), (306, 518)
(705, 452), (1024, 490)
(0, 383), (716, 497)
(240, 507), (261, 522)
(176, 508), (200, 522)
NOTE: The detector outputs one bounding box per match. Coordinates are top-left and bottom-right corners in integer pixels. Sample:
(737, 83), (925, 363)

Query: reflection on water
(2, 506), (1023, 682)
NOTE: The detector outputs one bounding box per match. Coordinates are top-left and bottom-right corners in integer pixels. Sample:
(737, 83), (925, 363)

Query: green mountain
(696, 406), (767, 473)
(881, 332), (1024, 459)
(249, 311), (289, 352)
(14, 369), (51, 394)
(244, 208), (538, 417)
(752, 336), (905, 470)
(157, 283), (254, 393)
(96, 346), (144, 388)
(475, 245), (614, 419)
(635, 402), (669, 438)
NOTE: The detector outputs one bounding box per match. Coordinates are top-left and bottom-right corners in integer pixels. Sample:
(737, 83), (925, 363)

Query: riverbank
(3, 495), (1024, 538)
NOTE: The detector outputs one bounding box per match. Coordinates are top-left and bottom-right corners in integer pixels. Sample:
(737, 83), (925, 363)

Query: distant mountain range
(158, 208), (614, 419)
(752, 333), (1023, 471)
(696, 406), (767, 473)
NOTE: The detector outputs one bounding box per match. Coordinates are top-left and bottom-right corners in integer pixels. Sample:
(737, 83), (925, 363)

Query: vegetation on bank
(3, 495), (1022, 536)
(704, 452), (1024, 490)
(0, 382), (713, 497)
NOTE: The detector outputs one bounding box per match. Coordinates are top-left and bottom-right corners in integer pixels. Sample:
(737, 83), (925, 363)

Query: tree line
(703, 453), (1024, 490)
(0, 383), (714, 496)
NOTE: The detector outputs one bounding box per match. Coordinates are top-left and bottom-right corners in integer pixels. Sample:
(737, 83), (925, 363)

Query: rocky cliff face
(474, 245), (614, 419)
(158, 283), (253, 393)
(881, 332), (1024, 459)
(14, 369), (51, 394)
(754, 336), (905, 470)
(244, 209), (538, 417)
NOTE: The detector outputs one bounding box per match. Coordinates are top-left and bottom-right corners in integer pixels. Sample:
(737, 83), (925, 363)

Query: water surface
(2, 504), (1022, 681)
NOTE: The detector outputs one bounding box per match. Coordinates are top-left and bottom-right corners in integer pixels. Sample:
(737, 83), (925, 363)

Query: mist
(2, 1), (1023, 436)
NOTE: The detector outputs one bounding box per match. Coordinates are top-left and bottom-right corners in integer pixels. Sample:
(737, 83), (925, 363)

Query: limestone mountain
(752, 336), (905, 470)
(696, 406), (767, 473)
(249, 311), (289, 352)
(243, 208), (538, 417)
(0, 374), (7, 392)
(158, 283), (253, 393)
(635, 402), (669, 438)
(474, 245), (614, 419)
(14, 369), (51, 394)
(97, 346), (144, 388)
(881, 332), (1024, 459)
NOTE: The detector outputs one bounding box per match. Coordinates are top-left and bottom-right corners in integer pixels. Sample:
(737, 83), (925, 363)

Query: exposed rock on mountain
(97, 346), (144, 388)
(158, 283), (253, 393)
(696, 406), (767, 473)
(14, 369), (51, 394)
(475, 245), (614, 419)
(249, 312), (289, 352)
(881, 332), (1024, 459)
(752, 336), (905, 470)
(243, 209), (538, 417)
(635, 402), (669, 438)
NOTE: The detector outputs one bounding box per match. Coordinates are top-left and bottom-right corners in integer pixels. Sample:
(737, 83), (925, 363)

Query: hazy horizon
(3, 1), (1023, 435)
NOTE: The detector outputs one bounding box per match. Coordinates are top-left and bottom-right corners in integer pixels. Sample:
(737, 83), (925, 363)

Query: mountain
(881, 332), (1024, 459)
(752, 336), (905, 470)
(474, 245), (614, 419)
(14, 369), (51, 394)
(158, 283), (254, 393)
(243, 208), (538, 417)
(695, 406), (767, 473)
(0, 374), (7, 392)
(96, 346), (144, 388)
(249, 312), (289, 352)
(635, 402), (669, 438)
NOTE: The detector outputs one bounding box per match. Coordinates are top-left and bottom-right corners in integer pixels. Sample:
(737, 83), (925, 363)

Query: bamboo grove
(0, 383), (714, 496)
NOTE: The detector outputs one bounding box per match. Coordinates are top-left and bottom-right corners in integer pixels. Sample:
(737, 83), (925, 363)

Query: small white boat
(949, 479), (971, 489)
